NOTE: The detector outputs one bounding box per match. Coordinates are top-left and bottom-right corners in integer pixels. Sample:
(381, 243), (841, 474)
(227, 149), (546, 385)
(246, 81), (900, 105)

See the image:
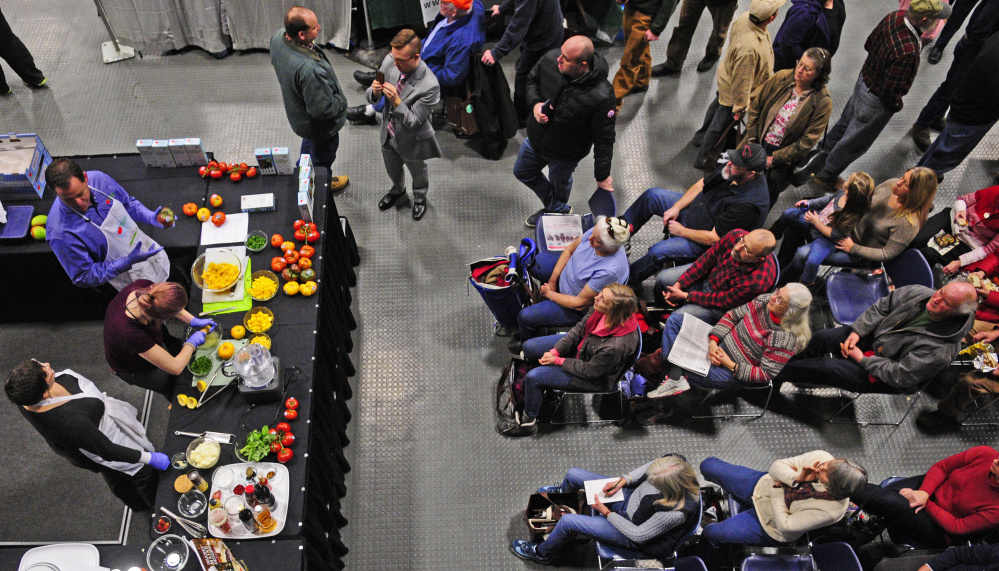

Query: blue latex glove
(186, 330), (207, 348)
(123, 243), (164, 267)
(149, 452), (170, 471)
(189, 318), (217, 332)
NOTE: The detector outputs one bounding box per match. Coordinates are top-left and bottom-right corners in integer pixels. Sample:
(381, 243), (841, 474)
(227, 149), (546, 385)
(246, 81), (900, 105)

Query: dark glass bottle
(244, 484), (259, 508)
(238, 508), (260, 533)
(254, 483), (276, 509)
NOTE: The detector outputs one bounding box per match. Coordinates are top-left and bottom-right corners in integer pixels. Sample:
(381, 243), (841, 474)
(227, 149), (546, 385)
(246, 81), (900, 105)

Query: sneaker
(25, 78), (47, 89)
(537, 483), (563, 494)
(915, 409), (960, 431)
(927, 46), (943, 65)
(1, 87), (10, 96)
(501, 412), (538, 437)
(912, 122), (932, 152)
(646, 377), (690, 399)
(526, 208), (547, 228)
(330, 176), (349, 192)
(509, 540), (553, 564)
(508, 338), (524, 355)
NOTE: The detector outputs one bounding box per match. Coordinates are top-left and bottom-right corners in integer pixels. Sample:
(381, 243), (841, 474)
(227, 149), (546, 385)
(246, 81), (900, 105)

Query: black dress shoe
(346, 105), (377, 125)
(378, 191), (405, 210)
(353, 70), (377, 87)
(412, 199), (427, 220)
(927, 46), (943, 65)
(650, 63), (681, 77)
(696, 54), (720, 72)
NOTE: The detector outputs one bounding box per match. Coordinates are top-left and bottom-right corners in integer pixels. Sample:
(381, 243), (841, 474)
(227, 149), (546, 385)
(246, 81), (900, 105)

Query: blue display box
(0, 133), (52, 201)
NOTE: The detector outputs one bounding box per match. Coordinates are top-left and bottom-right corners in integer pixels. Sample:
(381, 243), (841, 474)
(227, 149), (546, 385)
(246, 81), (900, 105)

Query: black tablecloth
(0, 538), (304, 571)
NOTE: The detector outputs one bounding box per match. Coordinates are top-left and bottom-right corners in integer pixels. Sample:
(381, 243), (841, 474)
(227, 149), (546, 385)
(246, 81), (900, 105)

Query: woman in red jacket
(853, 446), (999, 547)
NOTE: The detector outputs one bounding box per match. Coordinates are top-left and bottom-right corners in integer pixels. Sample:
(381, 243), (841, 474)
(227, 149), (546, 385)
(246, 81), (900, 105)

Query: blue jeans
(818, 75), (895, 180)
(624, 187), (707, 283)
(300, 133), (340, 173)
(522, 334), (577, 419)
(514, 138), (578, 213)
(537, 467), (641, 558)
(661, 312), (746, 389)
(518, 300), (587, 340)
(917, 118), (996, 176)
(699, 458), (783, 548)
(783, 245), (858, 284)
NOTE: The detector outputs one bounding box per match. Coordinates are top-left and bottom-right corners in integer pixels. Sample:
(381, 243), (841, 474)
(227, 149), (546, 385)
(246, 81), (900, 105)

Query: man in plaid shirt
(654, 228), (778, 325)
(810, 0), (952, 189)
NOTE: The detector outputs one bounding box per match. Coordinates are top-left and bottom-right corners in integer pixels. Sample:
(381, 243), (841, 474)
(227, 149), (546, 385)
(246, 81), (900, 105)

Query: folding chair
(550, 327), (642, 425)
(827, 378), (930, 426)
(595, 492), (702, 570)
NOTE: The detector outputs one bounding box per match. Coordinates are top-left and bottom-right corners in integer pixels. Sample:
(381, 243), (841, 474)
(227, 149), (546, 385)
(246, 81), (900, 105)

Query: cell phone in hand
(376, 71), (385, 84)
(541, 100), (554, 117)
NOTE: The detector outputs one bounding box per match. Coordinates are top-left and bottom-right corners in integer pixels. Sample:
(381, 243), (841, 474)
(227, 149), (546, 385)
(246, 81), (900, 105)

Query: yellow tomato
(304, 280), (317, 291)
(283, 281), (300, 295)
(230, 325), (245, 340)
(196, 207), (211, 222)
(218, 342), (235, 360)
(299, 283), (314, 297)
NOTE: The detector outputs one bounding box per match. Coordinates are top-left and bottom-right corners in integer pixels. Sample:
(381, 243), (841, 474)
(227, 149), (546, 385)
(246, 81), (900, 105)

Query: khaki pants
(663, 0), (738, 70)
(937, 371), (999, 416)
(612, 6), (653, 107)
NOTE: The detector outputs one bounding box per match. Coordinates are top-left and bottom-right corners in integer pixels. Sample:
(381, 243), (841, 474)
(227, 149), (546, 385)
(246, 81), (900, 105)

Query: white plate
(18, 544), (103, 571)
(208, 462), (290, 539)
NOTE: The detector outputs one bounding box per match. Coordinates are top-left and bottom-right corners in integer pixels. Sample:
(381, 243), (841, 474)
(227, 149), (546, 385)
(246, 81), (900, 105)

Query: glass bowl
(245, 230), (268, 252)
(243, 306), (275, 333)
(186, 436), (221, 469)
(147, 533), (190, 571)
(170, 452), (188, 471)
(177, 489), (207, 518)
(185, 324), (223, 352)
(248, 270), (280, 302)
(191, 251), (242, 292)
(247, 332), (271, 351)
(187, 353), (214, 377)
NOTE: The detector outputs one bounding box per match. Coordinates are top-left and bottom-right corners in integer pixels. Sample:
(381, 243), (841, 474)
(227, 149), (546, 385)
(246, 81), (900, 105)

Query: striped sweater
(710, 293), (799, 384)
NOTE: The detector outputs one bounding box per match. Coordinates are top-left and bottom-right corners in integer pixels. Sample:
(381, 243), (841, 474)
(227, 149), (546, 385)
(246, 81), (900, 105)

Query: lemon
(187, 398), (198, 409)
(177, 394), (189, 407)
(196, 380), (208, 393)
(231, 325), (246, 340)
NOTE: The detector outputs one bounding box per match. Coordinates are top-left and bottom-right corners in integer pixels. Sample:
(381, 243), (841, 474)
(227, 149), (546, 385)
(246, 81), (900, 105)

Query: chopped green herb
(190, 355), (212, 376)
(246, 235), (267, 250)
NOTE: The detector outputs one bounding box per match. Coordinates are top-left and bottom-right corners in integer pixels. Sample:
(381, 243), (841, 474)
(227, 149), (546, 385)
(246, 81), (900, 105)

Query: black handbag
(445, 82), (479, 137)
(790, 124), (829, 187)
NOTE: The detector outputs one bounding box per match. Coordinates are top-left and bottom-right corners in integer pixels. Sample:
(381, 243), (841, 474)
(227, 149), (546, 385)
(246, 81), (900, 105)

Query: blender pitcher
(222, 344), (276, 389)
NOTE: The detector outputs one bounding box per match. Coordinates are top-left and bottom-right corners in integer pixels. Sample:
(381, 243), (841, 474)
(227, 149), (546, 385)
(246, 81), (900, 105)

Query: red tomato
(282, 250), (299, 265)
(211, 211), (226, 227)
(183, 203), (198, 216)
(271, 234), (284, 248)
(306, 230), (320, 243)
(297, 257), (312, 270)
(283, 408), (298, 420)
(299, 245), (315, 259)
(302, 223), (316, 234)
(293, 228), (307, 242)
(218, 162), (229, 173)
(210, 169), (223, 180)
(209, 194), (223, 208)
(246, 167), (258, 178)
(198, 166), (207, 177)
(294, 219), (305, 231)
(208, 160), (219, 169)
(275, 422), (292, 433)
(270, 441), (283, 453)
(239, 162), (248, 170)
(278, 448), (293, 463)
(285, 397), (299, 410)
(271, 257), (288, 272)
(230, 172), (241, 183)
(281, 433), (295, 447)
(269, 428), (279, 435)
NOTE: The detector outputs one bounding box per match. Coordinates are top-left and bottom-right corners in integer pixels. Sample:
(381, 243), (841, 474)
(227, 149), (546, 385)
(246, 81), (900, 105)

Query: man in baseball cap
(908, 0), (952, 20)
(621, 142), (772, 286)
(749, 0), (788, 21)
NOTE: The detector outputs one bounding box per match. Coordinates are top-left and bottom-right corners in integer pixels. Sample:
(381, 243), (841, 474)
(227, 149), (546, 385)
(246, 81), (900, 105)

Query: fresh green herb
(239, 425), (278, 462)
(190, 355), (212, 376)
(246, 234), (267, 250)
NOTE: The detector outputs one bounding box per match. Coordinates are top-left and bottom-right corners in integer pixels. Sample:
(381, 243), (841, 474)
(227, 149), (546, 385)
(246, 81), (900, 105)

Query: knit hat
(442, 0), (473, 10)
(749, 0), (787, 20)
(727, 143), (768, 172)
(908, 0), (952, 19)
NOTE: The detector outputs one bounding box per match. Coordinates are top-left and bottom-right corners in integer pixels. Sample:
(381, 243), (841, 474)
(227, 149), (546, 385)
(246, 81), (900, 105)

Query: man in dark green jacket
(270, 7), (348, 186)
(612, 0), (679, 110)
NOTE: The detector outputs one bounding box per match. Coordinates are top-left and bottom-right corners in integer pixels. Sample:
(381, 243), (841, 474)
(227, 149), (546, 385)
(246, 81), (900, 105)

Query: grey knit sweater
(849, 181), (922, 263)
(606, 461), (688, 544)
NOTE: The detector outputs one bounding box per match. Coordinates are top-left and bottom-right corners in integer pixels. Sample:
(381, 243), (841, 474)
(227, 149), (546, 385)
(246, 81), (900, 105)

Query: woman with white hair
(510, 454), (701, 565)
(511, 216), (631, 350)
(647, 283), (813, 399)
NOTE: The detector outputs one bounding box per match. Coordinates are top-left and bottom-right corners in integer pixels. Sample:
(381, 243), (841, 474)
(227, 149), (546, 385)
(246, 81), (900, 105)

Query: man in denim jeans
(811, 0), (951, 189)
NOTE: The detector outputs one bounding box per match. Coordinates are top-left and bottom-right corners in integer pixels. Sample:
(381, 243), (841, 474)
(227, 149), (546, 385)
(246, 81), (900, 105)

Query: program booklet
(666, 313), (713, 377)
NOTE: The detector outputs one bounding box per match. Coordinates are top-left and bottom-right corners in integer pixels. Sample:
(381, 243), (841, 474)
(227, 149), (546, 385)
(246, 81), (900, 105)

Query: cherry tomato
(278, 448), (293, 463)
(294, 219), (305, 231)
(306, 230), (320, 243)
(210, 169), (223, 180)
(271, 234), (284, 248)
(208, 160), (219, 169)
(285, 397), (299, 410)
(275, 422), (292, 433)
(281, 433), (295, 447)
(271, 257), (288, 272)
(218, 162), (229, 173)
(239, 162), (248, 170)
(246, 167), (258, 178)
(269, 428), (279, 436)
(293, 228), (307, 242)
(299, 245), (315, 258)
(270, 441), (283, 453)
(283, 408), (298, 420)
(302, 223), (317, 234)
(198, 166), (207, 177)
(230, 172), (242, 183)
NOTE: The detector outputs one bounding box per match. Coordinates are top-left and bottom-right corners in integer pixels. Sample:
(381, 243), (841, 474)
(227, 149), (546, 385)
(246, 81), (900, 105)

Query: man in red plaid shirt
(810, 0), (952, 188)
(654, 228), (778, 325)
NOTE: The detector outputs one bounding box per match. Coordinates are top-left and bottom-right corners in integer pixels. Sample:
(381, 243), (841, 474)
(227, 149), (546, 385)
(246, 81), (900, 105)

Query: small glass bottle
(188, 469), (209, 493)
(243, 484), (259, 508)
(238, 508), (260, 533)
(254, 483), (276, 509)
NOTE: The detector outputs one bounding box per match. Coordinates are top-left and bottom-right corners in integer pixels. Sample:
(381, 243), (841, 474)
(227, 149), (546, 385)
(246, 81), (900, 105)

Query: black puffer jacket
(525, 49), (616, 181)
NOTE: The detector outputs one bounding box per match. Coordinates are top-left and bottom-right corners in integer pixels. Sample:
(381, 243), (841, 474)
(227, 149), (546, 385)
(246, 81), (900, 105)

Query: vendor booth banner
(421, 0), (440, 23)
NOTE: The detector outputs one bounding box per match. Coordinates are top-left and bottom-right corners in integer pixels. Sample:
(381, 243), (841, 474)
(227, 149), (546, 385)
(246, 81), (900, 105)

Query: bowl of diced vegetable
(245, 230), (268, 252)
(248, 270), (280, 302)
(188, 354), (213, 376)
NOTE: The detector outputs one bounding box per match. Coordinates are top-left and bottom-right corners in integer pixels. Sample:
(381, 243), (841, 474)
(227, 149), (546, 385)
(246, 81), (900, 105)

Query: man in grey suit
(367, 29), (443, 221)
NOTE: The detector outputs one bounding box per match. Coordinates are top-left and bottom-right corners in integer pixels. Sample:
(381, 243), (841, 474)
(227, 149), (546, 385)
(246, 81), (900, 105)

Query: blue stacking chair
(810, 542), (862, 571)
(825, 249), (933, 325)
(740, 554), (817, 571)
(595, 492), (702, 570)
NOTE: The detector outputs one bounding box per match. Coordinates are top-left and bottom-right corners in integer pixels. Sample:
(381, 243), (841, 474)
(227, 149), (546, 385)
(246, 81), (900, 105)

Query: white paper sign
(666, 313), (713, 377)
(199, 212), (249, 246)
(541, 214), (583, 251)
(583, 478), (625, 505)
(420, 0), (440, 22)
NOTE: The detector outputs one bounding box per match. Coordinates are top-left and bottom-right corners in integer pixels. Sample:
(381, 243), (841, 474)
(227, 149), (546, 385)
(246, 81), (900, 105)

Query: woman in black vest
(509, 454), (701, 565)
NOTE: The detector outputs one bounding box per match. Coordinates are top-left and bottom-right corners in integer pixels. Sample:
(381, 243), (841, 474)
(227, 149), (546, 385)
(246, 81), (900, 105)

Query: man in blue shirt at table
(45, 158), (171, 291)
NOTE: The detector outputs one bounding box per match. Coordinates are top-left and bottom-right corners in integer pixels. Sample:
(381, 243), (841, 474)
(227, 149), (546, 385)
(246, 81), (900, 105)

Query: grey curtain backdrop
(99, 0), (350, 54)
